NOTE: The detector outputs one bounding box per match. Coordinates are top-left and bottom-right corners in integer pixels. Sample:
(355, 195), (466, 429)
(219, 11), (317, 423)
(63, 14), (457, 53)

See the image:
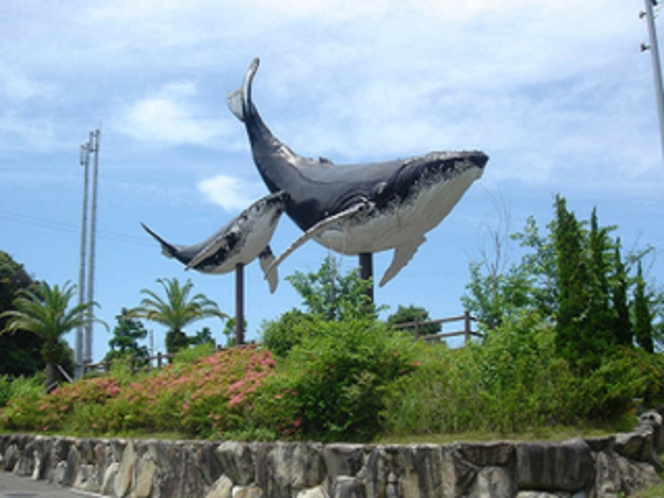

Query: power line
(0, 209), (152, 246)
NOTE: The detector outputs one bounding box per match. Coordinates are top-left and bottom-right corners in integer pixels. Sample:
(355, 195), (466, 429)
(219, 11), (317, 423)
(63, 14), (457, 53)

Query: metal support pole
(85, 129), (100, 366)
(235, 262), (245, 345)
(358, 252), (374, 304)
(643, 0), (664, 162)
(75, 141), (90, 378)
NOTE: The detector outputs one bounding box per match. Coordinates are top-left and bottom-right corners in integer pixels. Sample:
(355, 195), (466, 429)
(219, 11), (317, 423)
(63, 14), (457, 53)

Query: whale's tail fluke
(141, 222), (182, 260)
(228, 57), (260, 123)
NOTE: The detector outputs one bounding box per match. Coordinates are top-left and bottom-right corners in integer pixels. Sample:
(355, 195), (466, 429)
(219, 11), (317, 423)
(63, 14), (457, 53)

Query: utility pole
(85, 129), (101, 367)
(76, 128), (101, 377)
(75, 140), (91, 378)
(642, 0), (664, 162)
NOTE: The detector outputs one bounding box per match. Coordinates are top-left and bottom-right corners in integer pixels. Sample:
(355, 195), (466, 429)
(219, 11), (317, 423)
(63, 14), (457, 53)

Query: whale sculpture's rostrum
(229, 58), (488, 286)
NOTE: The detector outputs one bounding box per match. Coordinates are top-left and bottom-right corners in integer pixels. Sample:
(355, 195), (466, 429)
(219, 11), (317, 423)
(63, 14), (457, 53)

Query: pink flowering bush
(0, 345), (277, 438)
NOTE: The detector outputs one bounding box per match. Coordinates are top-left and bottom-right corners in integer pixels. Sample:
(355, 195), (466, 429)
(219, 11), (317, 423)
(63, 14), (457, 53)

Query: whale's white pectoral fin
(259, 246), (279, 293)
(185, 233), (233, 270)
(379, 235), (426, 287)
(266, 202), (371, 278)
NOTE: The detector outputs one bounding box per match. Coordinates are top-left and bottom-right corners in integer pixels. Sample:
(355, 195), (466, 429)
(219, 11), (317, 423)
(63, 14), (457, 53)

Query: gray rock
(114, 440), (136, 497)
(594, 449), (661, 497)
(132, 457), (156, 498)
(613, 431), (658, 468)
(323, 444), (366, 480)
(205, 475), (233, 498)
(73, 464), (100, 493)
(457, 441), (514, 467)
(101, 462), (119, 496)
(216, 441), (255, 486)
(257, 442), (326, 498)
(468, 466), (515, 498)
(3, 444), (18, 472)
(331, 476), (365, 498)
(515, 438), (592, 493)
(297, 485), (328, 498)
(233, 485), (264, 497)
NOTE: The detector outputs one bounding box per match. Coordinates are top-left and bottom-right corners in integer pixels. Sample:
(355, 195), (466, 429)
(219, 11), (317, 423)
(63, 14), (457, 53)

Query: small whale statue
(142, 190), (289, 293)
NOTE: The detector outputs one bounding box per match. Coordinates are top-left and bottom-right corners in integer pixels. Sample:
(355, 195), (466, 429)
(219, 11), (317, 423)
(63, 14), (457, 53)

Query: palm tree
(129, 278), (227, 356)
(0, 281), (103, 391)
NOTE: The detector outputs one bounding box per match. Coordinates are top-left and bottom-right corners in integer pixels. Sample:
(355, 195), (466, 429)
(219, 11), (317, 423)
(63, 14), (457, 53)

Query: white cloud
(197, 175), (266, 212)
(117, 81), (232, 146)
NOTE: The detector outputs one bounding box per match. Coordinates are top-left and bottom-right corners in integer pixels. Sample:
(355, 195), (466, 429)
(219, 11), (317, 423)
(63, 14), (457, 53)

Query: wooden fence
(390, 311), (483, 345)
(82, 312), (482, 376)
(81, 351), (177, 377)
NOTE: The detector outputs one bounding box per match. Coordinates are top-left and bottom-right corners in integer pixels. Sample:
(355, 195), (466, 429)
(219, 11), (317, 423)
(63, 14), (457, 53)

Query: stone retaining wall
(1, 410), (663, 497)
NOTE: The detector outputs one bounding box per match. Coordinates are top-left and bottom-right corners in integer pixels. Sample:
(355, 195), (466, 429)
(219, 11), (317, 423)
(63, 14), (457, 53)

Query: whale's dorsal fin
(379, 235), (426, 287)
(227, 57), (260, 123)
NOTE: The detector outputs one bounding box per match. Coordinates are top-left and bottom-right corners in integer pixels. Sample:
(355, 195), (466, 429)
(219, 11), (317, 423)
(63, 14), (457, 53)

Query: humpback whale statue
(141, 190), (289, 293)
(228, 58), (488, 287)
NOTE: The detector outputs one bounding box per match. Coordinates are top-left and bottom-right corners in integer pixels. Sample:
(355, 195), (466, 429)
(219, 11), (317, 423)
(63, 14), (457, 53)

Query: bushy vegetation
(0, 195), (662, 443)
(0, 346), (275, 439)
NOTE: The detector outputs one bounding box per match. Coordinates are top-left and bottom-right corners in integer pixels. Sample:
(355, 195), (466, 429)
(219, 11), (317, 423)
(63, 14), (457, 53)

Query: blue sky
(1, 0), (663, 362)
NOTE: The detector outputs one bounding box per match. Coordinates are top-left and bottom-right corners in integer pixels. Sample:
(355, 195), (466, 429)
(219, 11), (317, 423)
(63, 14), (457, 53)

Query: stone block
(114, 440), (137, 497)
(216, 442), (255, 486)
(331, 476), (366, 498)
(457, 441), (515, 467)
(468, 466), (515, 498)
(101, 462), (119, 496)
(515, 438), (592, 493)
(205, 475), (233, 498)
(323, 443), (366, 479)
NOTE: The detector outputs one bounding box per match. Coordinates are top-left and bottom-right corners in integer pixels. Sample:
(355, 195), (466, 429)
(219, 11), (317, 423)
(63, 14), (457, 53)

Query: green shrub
(260, 309), (314, 357)
(252, 318), (417, 442)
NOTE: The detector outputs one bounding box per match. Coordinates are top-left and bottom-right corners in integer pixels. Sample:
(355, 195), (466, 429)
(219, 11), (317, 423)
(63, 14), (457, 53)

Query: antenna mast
(642, 0), (664, 162)
(76, 140), (91, 378)
(85, 129), (101, 366)
(76, 128), (101, 376)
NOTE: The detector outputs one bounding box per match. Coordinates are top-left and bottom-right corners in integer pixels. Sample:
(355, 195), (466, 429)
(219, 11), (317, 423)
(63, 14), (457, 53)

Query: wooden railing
(81, 312), (482, 376)
(390, 311), (484, 345)
(81, 351), (177, 377)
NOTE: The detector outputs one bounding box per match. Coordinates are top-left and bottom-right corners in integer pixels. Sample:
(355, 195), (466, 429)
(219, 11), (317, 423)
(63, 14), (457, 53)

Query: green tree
(553, 195), (606, 373)
(191, 326), (216, 347)
(261, 257), (380, 357)
(0, 251), (44, 377)
(286, 256), (376, 321)
(129, 278), (227, 356)
(0, 281), (103, 391)
(386, 304), (441, 337)
(611, 240), (633, 347)
(103, 308), (149, 364)
(633, 262), (654, 353)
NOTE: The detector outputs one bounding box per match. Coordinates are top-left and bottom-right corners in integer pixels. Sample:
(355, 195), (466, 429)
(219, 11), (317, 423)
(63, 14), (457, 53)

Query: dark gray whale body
(229, 58), (488, 286)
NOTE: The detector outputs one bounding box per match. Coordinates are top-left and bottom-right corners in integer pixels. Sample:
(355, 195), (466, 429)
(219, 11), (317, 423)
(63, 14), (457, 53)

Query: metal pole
(75, 142), (90, 378)
(358, 252), (374, 304)
(85, 129), (100, 365)
(235, 262), (245, 345)
(643, 0), (664, 162)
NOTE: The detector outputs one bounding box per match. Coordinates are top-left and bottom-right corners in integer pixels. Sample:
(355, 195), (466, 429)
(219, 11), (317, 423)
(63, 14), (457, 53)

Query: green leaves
(128, 277), (227, 355)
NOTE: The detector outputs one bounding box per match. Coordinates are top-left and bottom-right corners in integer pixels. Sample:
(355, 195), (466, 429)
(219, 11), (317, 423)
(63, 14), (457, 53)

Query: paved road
(0, 471), (102, 497)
